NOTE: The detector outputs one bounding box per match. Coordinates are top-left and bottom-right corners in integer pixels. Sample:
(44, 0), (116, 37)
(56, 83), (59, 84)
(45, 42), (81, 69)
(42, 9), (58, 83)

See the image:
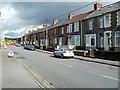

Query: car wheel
(61, 54), (64, 58)
(54, 53), (56, 57)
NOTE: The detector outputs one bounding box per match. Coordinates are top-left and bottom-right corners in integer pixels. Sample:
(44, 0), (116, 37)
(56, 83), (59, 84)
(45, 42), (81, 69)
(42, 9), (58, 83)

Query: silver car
(54, 48), (74, 58)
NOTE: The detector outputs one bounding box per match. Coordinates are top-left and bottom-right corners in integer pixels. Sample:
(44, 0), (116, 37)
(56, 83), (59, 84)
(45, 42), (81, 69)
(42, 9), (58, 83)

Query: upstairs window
(104, 14), (111, 28)
(54, 29), (56, 35)
(88, 19), (93, 30)
(74, 22), (79, 32)
(99, 16), (103, 28)
(61, 27), (64, 34)
(117, 11), (120, 25)
(68, 24), (72, 33)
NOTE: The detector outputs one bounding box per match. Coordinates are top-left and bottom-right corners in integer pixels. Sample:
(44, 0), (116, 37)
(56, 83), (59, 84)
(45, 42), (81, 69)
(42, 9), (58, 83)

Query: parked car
(24, 45), (35, 51)
(54, 48), (74, 58)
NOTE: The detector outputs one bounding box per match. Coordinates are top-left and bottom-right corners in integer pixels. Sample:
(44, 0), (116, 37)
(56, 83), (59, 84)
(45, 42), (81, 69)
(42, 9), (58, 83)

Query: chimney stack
(53, 19), (59, 25)
(68, 13), (76, 19)
(94, 3), (103, 10)
(28, 30), (31, 33)
(43, 24), (48, 28)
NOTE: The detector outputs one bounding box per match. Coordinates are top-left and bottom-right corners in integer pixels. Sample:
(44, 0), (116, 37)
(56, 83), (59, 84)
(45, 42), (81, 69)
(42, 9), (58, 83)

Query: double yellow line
(20, 61), (55, 90)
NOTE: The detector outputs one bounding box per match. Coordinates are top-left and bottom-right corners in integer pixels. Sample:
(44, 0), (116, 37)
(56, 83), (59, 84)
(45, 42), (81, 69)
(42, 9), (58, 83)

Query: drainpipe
(80, 21), (82, 46)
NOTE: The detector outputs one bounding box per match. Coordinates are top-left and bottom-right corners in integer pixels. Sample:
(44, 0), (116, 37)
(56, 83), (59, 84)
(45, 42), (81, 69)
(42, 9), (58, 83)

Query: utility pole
(45, 18), (48, 50)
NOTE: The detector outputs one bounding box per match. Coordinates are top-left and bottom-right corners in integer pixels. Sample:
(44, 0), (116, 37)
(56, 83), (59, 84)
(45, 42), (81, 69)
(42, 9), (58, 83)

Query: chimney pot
(53, 19), (59, 25)
(68, 13), (76, 19)
(94, 3), (103, 10)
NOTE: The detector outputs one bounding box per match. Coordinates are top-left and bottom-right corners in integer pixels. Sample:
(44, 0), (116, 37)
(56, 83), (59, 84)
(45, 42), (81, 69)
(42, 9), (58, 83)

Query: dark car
(24, 45), (35, 51)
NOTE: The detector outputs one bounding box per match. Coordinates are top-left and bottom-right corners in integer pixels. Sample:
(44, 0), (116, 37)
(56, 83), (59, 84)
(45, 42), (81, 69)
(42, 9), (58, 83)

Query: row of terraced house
(22, 2), (120, 56)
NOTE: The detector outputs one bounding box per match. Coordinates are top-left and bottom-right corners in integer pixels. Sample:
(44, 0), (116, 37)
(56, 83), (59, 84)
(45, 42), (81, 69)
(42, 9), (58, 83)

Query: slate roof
(46, 11), (92, 31)
(85, 1), (120, 19)
(64, 11), (93, 25)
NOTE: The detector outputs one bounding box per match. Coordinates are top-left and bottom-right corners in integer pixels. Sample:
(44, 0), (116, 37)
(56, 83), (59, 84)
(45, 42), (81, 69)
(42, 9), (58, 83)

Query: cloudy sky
(0, 0), (120, 38)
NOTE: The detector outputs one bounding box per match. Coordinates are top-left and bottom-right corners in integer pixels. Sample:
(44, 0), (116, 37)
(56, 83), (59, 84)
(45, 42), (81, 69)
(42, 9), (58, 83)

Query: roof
(85, 1), (120, 19)
(46, 11), (92, 31)
(27, 28), (43, 35)
(65, 11), (93, 25)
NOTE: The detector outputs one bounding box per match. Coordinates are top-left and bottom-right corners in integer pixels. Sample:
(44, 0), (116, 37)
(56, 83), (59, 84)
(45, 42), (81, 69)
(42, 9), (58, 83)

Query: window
(75, 35), (80, 46)
(91, 37), (95, 46)
(88, 19), (93, 30)
(74, 22), (79, 32)
(115, 31), (120, 47)
(99, 16), (103, 28)
(40, 39), (44, 46)
(68, 35), (80, 46)
(54, 29), (56, 35)
(104, 14), (111, 27)
(85, 34), (96, 47)
(117, 11), (120, 25)
(100, 36), (104, 47)
(68, 24), (72, 33)
(61, 27), (64, 34)
(71, 36), (75, 45)
(54, 38), (57, 44)
(59, 37), (64, 45)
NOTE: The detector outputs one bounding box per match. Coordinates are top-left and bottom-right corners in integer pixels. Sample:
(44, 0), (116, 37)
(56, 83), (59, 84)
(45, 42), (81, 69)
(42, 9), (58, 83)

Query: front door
(104, 31), (112, 51)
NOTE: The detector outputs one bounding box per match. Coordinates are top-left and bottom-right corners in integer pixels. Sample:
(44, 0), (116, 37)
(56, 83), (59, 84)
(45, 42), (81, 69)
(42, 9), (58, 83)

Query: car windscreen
(28, 45), (35, 48)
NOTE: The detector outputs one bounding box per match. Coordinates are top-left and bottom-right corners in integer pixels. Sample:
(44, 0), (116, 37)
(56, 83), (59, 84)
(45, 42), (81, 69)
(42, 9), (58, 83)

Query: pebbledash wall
(21, 1), (120, 52)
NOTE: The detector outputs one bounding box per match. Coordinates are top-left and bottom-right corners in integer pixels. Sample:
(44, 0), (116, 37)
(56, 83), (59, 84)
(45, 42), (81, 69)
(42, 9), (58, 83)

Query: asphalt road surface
(6, 45), (119, 88)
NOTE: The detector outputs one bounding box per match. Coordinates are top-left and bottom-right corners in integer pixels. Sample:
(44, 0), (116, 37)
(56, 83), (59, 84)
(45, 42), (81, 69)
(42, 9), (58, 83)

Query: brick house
(84, 2), (120, 52)
(47, 12), (93, 50)
(22, 1), (120, 53)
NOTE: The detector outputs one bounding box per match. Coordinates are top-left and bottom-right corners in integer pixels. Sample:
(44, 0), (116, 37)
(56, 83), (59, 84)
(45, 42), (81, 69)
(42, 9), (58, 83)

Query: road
(2, 46), (40, 88)
(6, 45), (119, 88)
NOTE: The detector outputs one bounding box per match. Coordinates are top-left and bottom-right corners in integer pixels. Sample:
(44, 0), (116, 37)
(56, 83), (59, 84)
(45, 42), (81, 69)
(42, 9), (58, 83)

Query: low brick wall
(95, 51), (120, 61)
(73, 50), (89, 57)
(73, 51), (84, 56)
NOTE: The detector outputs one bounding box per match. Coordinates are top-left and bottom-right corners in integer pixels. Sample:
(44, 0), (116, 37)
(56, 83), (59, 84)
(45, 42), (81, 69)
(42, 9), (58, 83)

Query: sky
(0, 0), (120, 38)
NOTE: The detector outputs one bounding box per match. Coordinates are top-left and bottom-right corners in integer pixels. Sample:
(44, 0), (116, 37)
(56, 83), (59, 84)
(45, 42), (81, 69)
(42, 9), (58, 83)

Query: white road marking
(88, 71), (119, 81)
(52, 60), (73, 68)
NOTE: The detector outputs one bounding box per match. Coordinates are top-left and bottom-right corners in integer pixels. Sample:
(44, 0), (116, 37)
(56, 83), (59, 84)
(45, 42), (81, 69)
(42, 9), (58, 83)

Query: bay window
(75, 35), (80, 46)
(59, 37), (64, 45)
(85, 34), (96, 47)
(115, 31), (120, 47)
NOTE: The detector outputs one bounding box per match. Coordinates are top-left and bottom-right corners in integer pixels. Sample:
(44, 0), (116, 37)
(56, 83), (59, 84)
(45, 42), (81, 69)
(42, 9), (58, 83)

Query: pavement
(36, 49), (119, 67)
(1, 47), (40, 88)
